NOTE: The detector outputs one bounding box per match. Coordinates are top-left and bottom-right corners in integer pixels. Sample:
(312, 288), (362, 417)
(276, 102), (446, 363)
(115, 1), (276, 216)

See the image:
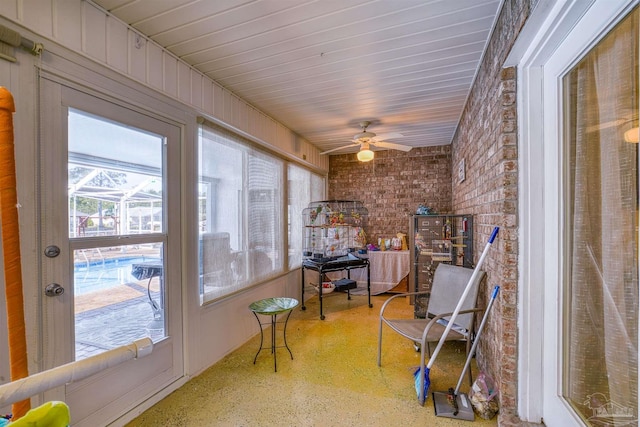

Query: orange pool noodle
(0, 87), (30, 420)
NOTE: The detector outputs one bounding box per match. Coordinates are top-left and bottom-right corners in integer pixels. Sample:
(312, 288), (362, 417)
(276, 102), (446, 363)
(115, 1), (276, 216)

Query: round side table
(249, 297), (299, 372)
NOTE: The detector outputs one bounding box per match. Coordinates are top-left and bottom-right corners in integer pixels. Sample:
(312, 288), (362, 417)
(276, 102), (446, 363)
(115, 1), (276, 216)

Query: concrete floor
(126, 292), (499, 426)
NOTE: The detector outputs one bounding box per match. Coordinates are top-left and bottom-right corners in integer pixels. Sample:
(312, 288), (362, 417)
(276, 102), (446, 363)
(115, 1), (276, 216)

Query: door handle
(45, 283), (65, 297)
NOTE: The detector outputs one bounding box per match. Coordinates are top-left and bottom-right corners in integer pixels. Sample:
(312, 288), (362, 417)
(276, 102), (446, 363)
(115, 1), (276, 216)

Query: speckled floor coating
(126, 293), (498, 426)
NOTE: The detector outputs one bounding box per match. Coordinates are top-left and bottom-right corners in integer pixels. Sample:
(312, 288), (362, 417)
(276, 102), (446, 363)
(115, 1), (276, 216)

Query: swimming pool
(74, 256), (161, 295)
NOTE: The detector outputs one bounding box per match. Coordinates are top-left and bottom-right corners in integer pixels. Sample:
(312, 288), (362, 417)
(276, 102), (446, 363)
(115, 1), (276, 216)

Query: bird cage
(302, 200), (368, 260)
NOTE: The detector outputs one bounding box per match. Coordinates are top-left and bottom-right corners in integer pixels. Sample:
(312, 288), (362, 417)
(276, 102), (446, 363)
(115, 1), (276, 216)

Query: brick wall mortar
(451, 1), (538, 425)
(329, 146), (452, 244)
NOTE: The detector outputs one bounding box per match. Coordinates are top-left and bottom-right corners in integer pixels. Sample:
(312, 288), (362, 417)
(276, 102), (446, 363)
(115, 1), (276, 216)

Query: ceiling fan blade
(586, 118), (632, 132)
(372, 141), (413, 152)
(372, 132), (403, 142)
(320, 143), (358, 155)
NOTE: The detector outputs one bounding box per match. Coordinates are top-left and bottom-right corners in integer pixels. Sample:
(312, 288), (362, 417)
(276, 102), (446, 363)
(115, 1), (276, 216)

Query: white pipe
(0, 338), (153, 406)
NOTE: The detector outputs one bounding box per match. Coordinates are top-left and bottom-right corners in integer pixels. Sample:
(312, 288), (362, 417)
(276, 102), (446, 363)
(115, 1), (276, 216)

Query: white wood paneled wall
(0, 0), (328, 170)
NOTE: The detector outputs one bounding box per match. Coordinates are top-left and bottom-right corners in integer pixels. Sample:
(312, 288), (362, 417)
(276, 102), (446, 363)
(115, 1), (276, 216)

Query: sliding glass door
(537, 2), (638, 425)
(561, 7), (638, 425)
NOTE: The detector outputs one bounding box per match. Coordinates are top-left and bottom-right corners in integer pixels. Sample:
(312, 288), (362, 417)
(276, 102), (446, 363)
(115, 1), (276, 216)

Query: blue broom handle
(426, 226), (499, 370)
(489, 226), (499, 244)
(454, 285), (500, 394)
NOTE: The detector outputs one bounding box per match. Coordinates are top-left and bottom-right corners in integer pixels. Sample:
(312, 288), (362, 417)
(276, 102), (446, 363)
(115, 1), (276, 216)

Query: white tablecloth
(327, 250), (410, 295)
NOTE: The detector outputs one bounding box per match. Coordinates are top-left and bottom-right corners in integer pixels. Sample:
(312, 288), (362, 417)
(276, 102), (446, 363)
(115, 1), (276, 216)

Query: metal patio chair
(377, 263), (485, 385)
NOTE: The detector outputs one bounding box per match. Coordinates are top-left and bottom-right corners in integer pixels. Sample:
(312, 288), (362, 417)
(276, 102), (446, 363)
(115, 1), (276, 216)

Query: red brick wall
(450, 1), (534, 425)
(328, 146), (452, 245)
(451, 64), (520, 420)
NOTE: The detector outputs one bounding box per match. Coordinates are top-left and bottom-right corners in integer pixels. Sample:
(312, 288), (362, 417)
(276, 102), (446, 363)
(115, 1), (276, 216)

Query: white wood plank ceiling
(90, 0), (502, 155)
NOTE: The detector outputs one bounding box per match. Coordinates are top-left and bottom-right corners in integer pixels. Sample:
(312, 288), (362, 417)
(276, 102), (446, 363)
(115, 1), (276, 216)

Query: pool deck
(75, 277), (164, 360)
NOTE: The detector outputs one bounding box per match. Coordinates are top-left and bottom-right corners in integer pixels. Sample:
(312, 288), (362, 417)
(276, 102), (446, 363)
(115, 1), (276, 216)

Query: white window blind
(198, 123), (284, 303)
(287, 164), (325, 269)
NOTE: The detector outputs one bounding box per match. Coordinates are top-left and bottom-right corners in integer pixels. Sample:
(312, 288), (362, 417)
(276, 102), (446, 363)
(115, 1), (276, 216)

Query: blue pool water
(74, 256), (161, 295)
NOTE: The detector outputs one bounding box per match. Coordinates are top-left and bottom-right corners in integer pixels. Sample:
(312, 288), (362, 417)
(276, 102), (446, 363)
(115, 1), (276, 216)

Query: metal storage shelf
(410, 214), (473, 318)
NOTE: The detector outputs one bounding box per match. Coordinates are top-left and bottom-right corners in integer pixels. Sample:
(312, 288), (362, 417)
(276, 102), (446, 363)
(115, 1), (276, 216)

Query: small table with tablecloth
(327, 250), (410, 295)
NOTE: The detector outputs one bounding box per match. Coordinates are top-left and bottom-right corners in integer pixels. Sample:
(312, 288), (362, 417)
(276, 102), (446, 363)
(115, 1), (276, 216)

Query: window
(562, 8), (637, 422)
(67, 108), (169, 358)
(198, 123), (285, 303)
(287, 164), (326, 269)
(68, 110), (164, 238)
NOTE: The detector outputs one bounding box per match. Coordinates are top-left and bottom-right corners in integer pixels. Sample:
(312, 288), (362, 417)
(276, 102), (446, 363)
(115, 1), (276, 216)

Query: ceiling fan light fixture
(357, 143), (374, 162)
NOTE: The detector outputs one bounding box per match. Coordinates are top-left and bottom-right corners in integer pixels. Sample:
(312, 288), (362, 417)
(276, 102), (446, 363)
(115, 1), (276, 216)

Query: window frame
(197, 120), (326, 304)
(507, 0), (637, 423)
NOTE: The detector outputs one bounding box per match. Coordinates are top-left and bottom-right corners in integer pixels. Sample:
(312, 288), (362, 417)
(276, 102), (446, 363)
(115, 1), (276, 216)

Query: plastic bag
(470, 372), (499, 419)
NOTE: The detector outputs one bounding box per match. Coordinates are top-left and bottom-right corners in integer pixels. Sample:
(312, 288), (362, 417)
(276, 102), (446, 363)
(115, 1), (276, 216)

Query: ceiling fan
(320, 121), (412, 161)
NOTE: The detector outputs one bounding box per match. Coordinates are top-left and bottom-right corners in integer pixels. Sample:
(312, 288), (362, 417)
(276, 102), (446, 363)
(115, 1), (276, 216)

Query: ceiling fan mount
(353, 121), (376, 141)
(319, 120), (412, 159)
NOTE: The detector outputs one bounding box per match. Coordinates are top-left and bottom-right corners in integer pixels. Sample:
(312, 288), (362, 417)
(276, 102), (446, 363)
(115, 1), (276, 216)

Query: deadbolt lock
(45, 283), (65, 297)
(44, 245), (61, 258)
